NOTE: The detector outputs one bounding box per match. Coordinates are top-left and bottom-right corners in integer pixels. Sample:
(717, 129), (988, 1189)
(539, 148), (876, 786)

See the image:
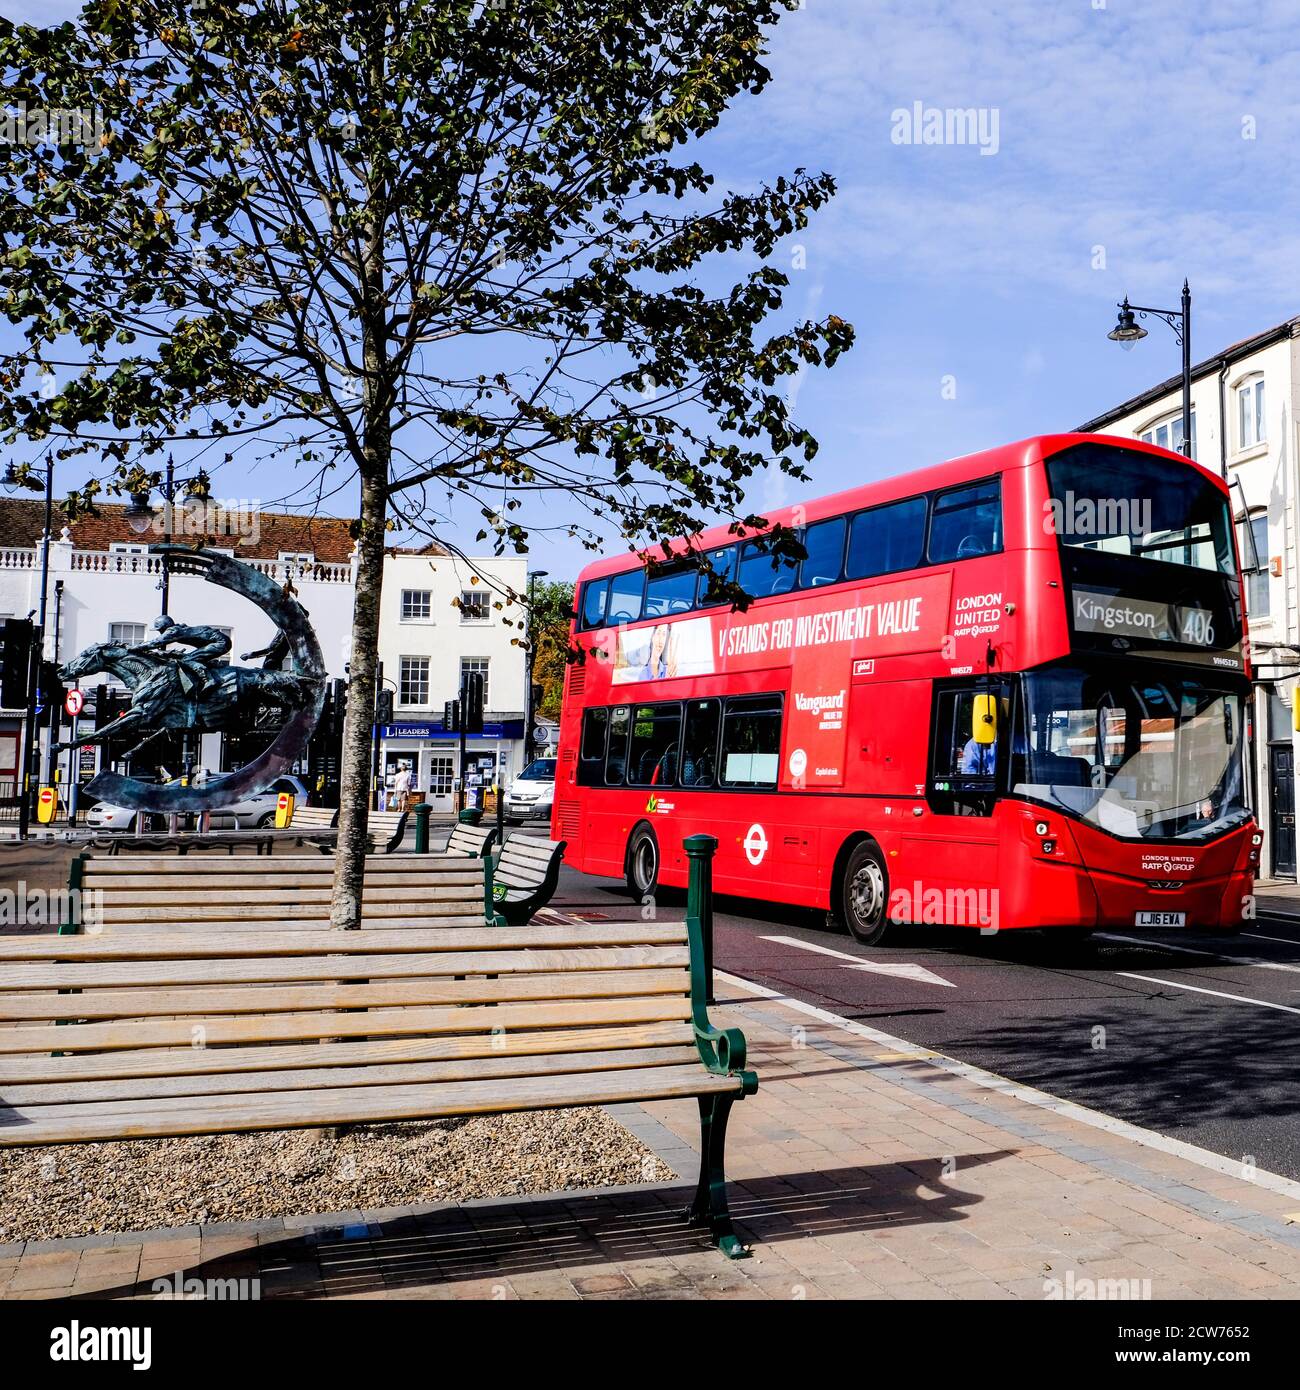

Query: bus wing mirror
(972, 694), (998, 745)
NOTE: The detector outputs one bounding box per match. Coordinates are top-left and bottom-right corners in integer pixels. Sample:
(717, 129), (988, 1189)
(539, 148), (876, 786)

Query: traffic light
(95, 684), (125, 730)
(0, 618), (33, 710)
(462, 671), (484, 735)
(375, 687), (394, 726)
(443, 699), (460, 733)
(329, 677), (347, 737)
(36, 661), (64, 716)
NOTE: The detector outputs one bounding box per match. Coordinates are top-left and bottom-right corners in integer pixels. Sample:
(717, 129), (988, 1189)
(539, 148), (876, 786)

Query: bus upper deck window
(846, 497), (926, 580)
(580, 579), (609, 630)
(799, 516), (847, 587)
(697, 546), (737, 606)
(645, 563), (697, 618)
(737, 540), (798, 600)
(928, 480), (1002, 564)
(608, 570), (645, 626)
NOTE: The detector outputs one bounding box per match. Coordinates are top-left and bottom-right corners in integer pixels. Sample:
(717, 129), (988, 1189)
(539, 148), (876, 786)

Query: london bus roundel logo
(744, 823), (768, 866)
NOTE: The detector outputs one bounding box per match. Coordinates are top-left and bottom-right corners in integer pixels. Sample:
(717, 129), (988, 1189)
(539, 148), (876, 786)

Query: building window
(1140, 409), (1196, 460)
(1242, 512), (1270, 620)
(399, 657), (429, 706)
(109, 542), (147, 555)
(1237, 377), (1265, 451)
(109, 622), (146, 646)
(460, 657), (489, 707)
(401, 589), (432, 622)
(459, 589), (491, 622)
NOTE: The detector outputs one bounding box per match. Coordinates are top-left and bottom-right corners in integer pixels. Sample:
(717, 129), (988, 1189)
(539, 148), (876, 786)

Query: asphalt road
(551, 863), (1300, 1181)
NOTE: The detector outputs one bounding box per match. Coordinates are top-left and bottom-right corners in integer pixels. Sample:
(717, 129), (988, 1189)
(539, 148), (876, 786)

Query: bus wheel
(625, 824), (660, 900)
(840, 841), (891, 946)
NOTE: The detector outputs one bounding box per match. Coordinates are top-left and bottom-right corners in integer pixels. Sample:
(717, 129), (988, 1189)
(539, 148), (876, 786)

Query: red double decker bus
(554, 434), (1258, 943)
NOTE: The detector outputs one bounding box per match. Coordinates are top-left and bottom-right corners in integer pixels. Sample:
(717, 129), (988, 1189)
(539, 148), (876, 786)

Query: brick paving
(6, 983), (1300, 1301)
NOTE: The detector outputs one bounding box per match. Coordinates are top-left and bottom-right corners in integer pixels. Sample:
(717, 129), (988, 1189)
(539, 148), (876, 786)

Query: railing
(64, 551), (354, 584)
(0, 548), (36, 570)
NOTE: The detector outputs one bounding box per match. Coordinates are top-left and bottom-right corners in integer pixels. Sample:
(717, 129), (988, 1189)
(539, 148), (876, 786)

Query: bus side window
(608, 570), (645, 626)
(799, 516), (847, 587)
(681, 698), (721, 787)
(605, 705), (631, 784)
(737, 540), (798, 599)
(577, 707), (609, 787)
(697, 546), (737, 607)
(644, 564), (697, 618)
(627, 702), (683, 786)
(719, 694), (783, 788)
(928, 479), (1002, 564)
(580, 579), (609, 630)
(846, 497), (927, 580)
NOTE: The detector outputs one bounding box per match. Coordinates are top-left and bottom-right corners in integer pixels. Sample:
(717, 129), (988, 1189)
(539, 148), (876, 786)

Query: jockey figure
(139, 615), (232, 696)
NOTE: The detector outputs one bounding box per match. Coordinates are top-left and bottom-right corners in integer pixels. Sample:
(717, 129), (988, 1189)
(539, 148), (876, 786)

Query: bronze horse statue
(58, 641), (318, 762)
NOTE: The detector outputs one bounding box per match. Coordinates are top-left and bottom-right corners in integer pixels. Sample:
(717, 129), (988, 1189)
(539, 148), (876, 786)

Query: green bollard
(412, 801), (431, 854)
(459, 807), (483, 826)
(684, 833), (719, 1005)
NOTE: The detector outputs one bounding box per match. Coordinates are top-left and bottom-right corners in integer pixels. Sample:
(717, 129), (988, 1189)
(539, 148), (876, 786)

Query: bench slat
(1, 967), (688, 1022)
(0, 1021), (695, 1086)
(0, 1063), (739, 1147)
(3, 1044), (702, 1109)
(0, 995), (692, 1054)
(82, 854), (455, 874)
(0, 944), (689, 992)
(0, 922), (687, 962)
(95, 902), (486, 922)
(97, 915), (491, 934)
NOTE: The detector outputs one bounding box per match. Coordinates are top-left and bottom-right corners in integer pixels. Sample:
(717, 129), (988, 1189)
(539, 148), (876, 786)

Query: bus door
(905, 680), (1008, 926)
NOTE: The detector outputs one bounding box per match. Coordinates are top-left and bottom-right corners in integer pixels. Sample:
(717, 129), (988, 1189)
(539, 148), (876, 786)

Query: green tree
(1, 0), (853, 924)
(527, 579), (574, 722)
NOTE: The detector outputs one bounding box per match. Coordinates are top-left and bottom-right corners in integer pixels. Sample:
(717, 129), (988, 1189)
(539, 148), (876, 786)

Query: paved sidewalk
(6, 979), (1300, 1301)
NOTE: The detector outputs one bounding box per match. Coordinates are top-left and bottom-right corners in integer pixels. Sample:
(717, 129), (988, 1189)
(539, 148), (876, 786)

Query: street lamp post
(3, 459), (55, 836)
(524, 570), (549, 768)
(1107, 280), (1193, 458)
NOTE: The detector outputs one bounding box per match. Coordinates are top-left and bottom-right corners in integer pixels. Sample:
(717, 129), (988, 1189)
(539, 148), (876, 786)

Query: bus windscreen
(1046, 443), (1235, 576)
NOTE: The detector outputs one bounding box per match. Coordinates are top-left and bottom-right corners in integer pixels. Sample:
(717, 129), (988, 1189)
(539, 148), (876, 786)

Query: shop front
(377, 719), (526, 814)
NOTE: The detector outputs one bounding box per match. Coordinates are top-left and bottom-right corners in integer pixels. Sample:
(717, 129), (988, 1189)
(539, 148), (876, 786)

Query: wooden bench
(66, 851), (498, 934)
(492, 835), (568, 925)
(444, 820), (499, 859)
(287, 806), (409, 854)
(0, 913), (759, 1257)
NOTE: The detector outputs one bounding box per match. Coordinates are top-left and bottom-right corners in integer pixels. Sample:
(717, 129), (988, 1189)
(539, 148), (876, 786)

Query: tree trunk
(331, 470), (388, 928)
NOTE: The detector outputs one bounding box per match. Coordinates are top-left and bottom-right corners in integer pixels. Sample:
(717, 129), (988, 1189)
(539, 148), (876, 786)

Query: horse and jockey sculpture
(59, 621), (317, 763)
(56, 545), (327, 815)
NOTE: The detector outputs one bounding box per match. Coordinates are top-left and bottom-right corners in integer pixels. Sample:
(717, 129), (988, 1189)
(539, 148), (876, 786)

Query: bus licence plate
(1135, 911), (1186, 927)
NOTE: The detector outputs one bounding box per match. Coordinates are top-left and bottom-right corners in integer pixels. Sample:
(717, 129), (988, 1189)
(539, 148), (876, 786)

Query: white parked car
(83, 775), (312, 832)
(503, 758), (556, 825)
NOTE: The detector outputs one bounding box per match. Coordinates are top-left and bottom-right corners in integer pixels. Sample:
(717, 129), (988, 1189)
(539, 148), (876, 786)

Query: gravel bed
(0, 1109), (675, 1244)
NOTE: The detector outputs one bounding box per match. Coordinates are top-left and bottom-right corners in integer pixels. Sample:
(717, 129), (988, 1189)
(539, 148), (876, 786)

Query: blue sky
(5, 0), (1300, 583)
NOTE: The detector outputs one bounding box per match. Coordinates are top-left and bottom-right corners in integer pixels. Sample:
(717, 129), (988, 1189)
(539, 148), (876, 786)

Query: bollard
(412, 801), (431, 854)
(459, 807), (483, 826)
(684, 833), (718, 1005)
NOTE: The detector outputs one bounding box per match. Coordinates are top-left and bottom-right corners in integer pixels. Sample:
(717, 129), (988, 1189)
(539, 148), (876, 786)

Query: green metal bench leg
(686, 1093), (747, 1259)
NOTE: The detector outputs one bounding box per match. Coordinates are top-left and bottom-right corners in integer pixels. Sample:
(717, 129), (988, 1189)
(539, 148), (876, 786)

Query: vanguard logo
(793, 690), (846, 716)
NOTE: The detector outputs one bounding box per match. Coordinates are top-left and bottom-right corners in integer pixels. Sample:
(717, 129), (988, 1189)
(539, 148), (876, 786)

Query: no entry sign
(64, 688), (84, 718)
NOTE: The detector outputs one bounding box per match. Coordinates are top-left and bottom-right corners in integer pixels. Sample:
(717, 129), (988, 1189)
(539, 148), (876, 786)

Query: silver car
(83, 774), (312, 832)
(503, 758), (556, 825)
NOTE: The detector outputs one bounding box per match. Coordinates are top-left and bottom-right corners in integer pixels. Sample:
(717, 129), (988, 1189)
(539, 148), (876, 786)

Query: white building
(0, 499), (532, 815)
(0, 499), (357, 796)
(1079, 314), (1300, 879)
(376, 549), (530, 813)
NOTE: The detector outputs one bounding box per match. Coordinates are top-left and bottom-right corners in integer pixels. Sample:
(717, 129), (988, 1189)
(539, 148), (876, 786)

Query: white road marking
(759, 933), (955, 987)
(716, 968), (1300, 1202)
(1118, 972), (1300, 1016)
(1100, 933), (1300, 975)
(1243, 931), (1300, 945)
